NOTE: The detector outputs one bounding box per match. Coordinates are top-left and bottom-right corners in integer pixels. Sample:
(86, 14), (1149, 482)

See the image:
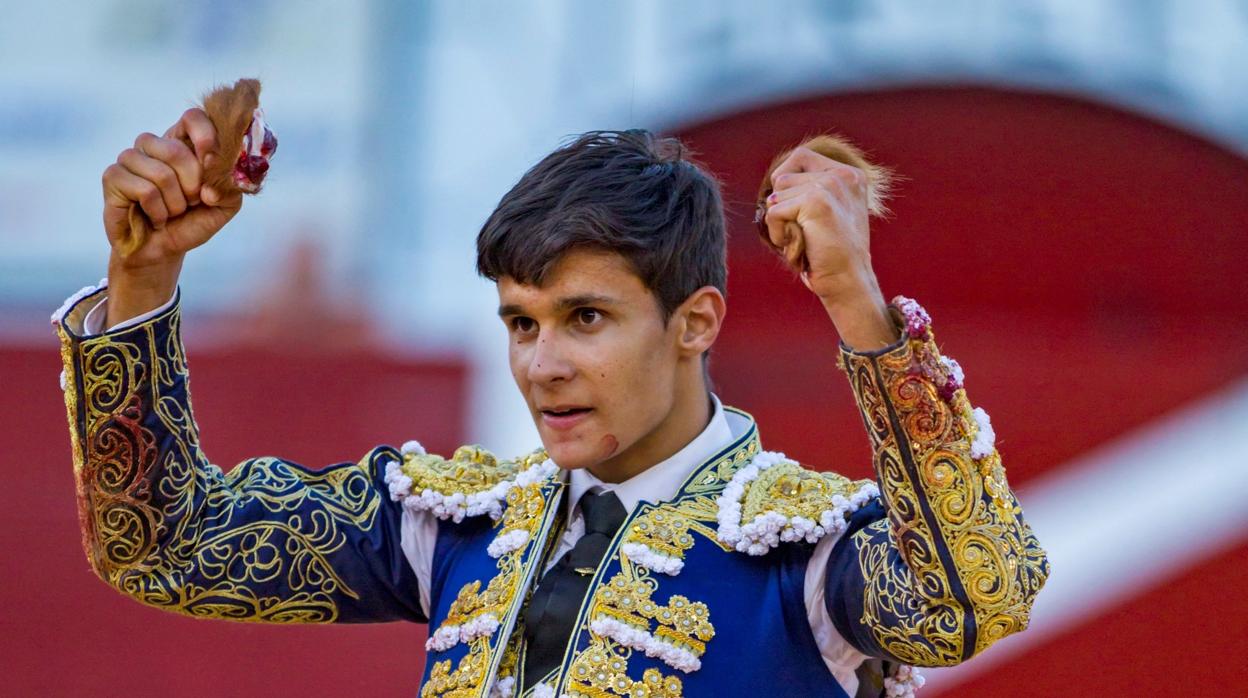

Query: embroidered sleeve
(53, 283), (426, 624)
(825, 296), (1049, 667)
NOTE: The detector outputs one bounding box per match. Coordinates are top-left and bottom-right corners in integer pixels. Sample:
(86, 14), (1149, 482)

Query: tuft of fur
(754, 134), (894, 272)
(120, 78), (264, 257)
(198, 77), (262, 196)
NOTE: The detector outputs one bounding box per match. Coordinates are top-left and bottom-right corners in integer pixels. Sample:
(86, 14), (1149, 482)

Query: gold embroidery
(739, 460), (874, 525)
(681, 441), (759, 496)
(401, 445), (545, 498)
(563, 496), (727, 698)
(622, 496), (731, 568)
(838, 315), (1048, 664)
(59, 305), (396, 623)
(593, 573), (714, 656)
(423, 468), (560, 696)
(424, 646), (491, 698)
(566, 643), (682, 698)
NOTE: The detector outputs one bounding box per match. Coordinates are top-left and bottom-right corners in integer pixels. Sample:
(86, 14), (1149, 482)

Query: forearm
(55, 284), (205, 585)
(105, 252), (183, 327)
(830, 296), (1048, 665)
(819, 272), (897, 352)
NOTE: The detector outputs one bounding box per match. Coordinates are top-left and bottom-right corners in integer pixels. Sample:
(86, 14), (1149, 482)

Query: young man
(54, 111), (1048, 697)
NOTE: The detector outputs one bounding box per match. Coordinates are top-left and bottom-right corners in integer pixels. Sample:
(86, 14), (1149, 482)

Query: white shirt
(85, 293), (868, 694)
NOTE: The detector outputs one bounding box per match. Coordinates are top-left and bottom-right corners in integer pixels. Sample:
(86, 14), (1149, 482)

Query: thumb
(177, 192), (243, 251)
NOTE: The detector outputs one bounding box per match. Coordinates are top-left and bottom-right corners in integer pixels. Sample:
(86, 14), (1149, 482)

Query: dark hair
(476, 129), (727, 322)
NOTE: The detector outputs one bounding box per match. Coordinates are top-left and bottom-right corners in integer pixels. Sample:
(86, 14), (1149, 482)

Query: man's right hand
(102, 107), (243, 327)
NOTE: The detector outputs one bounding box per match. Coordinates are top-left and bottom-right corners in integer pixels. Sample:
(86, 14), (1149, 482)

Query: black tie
(522, 489), (627, 690)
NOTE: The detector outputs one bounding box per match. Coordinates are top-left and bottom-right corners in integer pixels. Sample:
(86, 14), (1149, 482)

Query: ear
(673, 286), (726, 359)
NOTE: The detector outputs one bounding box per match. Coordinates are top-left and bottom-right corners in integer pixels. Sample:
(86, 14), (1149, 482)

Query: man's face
(497, 248), (682, 474)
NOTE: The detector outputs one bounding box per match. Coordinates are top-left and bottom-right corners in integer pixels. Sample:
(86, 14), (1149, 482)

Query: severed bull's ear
(753, 134), (894, 262)
(118, 78), (277, 257)
(198, 78), (277, 196)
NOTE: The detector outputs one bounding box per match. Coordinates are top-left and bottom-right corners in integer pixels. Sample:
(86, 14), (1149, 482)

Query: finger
(135, 132), (202, 205)
(769, 170), (824, 193)
(763, 195), (817, 242)
(762, 193), (807, 250)
(164, 108), (218, 169)
(173, 191), (243, 251)
(763, 196), (812, 273)
(761, 184), (831, 243)
(770, 146), (838, 182)
(782, 222), (807, 271)
(117, 149), (186, 221)
(765, 180), (826, 207)
(104, 162), (169, 228)
(774, 160), (865, 197)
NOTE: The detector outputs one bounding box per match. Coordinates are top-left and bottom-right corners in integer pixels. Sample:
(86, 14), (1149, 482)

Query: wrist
(106, 254), (183, 327)
(819, 276), (898, 352)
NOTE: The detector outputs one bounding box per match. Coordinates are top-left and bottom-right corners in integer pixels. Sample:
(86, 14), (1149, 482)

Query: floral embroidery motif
(565, 642), (683, 698)
(423, 647), (493, 698)
(588, 572), (714, 673)
(619, 504), (719, 576)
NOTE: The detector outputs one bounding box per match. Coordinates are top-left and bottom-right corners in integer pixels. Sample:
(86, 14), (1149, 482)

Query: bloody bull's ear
(119, 78), (277, 257)
(752, 134), (894, 269)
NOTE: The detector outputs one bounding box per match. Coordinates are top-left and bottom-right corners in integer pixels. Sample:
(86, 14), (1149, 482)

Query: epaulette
(383, 441), (553, 522)
(716, 451), (879, 555)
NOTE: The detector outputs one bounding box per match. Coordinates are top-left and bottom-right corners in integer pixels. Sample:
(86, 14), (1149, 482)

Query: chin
(542, 441), (596, 471)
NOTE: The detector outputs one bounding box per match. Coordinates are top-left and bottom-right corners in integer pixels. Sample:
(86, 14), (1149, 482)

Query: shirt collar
(567, 394), (734, 516)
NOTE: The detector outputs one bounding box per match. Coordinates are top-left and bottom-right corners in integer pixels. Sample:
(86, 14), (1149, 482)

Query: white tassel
(884, 664), (926, 696)
(488, 676), (515, 698)
(969, 407), (996, 459)
(589, 616), (702, 673)
(621, 542), (684, 575)
(487, 528), (531, 558)
(400, 439), (426, 456)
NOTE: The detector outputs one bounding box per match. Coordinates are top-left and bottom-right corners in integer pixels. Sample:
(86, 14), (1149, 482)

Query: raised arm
(826, 297), (1048, 666)
(53, 284), (425, 623)
(757, 142), (1047, 672)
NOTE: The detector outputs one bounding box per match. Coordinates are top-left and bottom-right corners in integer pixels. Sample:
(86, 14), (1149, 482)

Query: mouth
(539, 405), (593, 431)
(233, 108), (277, 193)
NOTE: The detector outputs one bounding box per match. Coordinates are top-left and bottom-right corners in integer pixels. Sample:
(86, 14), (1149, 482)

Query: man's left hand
(762, 146), (899, 350)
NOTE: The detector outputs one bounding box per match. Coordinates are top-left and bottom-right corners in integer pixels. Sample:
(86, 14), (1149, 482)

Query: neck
(588, 377), (712, 484)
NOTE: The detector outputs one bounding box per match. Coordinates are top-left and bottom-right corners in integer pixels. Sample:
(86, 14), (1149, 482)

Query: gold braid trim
(836, 299), (1048, 665)
(740, 460), (876, 526)
(400, 446), (546, 498)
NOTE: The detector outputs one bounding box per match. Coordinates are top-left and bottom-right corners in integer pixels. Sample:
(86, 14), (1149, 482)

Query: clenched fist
(756, 135), (900, 351)
(101, 78), (275, 327)
(103, 107), (243, 269)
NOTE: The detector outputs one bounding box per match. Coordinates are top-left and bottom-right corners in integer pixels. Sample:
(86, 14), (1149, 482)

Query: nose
(526, 332), (576, 386)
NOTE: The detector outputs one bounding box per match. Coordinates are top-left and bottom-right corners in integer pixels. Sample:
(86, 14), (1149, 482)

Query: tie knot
(579, 490), (626, 537)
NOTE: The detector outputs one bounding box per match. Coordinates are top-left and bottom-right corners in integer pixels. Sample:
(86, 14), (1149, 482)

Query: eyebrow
(497, 294), (619, 317)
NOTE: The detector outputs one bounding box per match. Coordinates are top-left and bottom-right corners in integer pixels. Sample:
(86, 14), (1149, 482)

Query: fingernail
(204, 153), (216, 169)
(767, 193), (778, 203)
(202, 187), (218, 205)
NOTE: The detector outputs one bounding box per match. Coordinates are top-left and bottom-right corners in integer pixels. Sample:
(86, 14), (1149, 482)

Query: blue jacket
(53, 283), (1048, 697)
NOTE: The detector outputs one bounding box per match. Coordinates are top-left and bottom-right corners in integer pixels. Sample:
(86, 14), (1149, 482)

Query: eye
(510, 316), (537, 334)
(575, 308), (603, 326)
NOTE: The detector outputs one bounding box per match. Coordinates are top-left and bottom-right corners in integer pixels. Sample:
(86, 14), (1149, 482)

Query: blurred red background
(4, 86), (1246, 695)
